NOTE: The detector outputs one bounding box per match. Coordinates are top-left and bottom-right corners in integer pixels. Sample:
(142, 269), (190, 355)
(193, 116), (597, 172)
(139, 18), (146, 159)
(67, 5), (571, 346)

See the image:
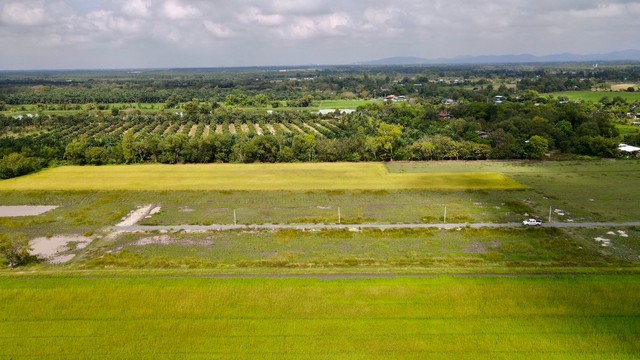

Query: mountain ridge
(357, 50), (640, 65)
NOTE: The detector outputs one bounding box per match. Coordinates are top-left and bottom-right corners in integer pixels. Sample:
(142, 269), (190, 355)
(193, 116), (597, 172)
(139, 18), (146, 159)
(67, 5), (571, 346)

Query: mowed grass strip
(0, 163), (525, 191)
(0, 276), (639, 359)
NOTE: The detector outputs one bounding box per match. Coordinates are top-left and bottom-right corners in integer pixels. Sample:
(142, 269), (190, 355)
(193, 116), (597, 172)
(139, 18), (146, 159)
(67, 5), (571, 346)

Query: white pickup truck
(522, 219), (542, 226)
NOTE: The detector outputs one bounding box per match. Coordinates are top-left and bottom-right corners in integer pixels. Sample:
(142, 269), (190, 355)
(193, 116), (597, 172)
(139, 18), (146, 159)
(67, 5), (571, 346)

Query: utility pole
(338, 207), (341, 225)
(444, 206), (447, 224)
(234, 209), (237, 225)
(548, 206), (552, 223)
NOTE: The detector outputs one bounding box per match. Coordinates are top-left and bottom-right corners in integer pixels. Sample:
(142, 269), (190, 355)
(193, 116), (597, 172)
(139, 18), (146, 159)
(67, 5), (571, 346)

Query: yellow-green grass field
(0, 163), (526, 191)
(548, 91), (640, 102)
(0, 99), (381, 116)
(1, 275), (639, 359)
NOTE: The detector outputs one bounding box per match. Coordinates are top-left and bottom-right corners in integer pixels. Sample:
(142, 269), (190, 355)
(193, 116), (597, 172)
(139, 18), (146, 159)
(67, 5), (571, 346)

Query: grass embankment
(0, 163), (525, 191)
(1, 275), (639, 359)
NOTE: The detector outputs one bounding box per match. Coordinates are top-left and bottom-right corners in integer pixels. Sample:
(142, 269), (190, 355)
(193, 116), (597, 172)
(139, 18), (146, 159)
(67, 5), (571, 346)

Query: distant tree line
(3, 63), (640, 107)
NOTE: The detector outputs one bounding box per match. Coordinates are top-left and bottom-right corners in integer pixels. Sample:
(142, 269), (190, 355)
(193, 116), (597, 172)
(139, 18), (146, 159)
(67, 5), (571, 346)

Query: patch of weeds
(433, 257), (486, 266)
(483, 251), (505, 262)
(365, 190), (390, 195)
(317, 229), (354, 239)
(237, 256), (307, 268)
(87, 251), (146, 268)
(341, 217), (375, 224)
(466, 189), (489, 195)
(87, 251), (218, 269)
(291, 216), (333, 224)
(274, 229), (303, 241)
(443, 215), (472, 223)
(504, 200), (533, 215)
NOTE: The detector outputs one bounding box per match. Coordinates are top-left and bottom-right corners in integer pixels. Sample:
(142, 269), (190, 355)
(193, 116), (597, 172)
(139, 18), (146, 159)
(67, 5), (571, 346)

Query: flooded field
(0, 205), (58, 217)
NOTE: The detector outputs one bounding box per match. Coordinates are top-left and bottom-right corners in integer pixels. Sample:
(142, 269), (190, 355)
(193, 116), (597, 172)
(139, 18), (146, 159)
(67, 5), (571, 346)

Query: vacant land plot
(611, 83), (638, 91)
(1, 275), (639, 359)
(0, 163), (525, 191)
(1, 160), (638, 271)
(388, 160), (640, 222)
(0, 188), (535, 242)
(84, 227), (628, 269)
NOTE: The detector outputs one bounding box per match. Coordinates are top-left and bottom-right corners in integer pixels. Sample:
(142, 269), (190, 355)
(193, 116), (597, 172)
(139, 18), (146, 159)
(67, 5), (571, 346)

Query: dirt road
(111, 221), (640, 232)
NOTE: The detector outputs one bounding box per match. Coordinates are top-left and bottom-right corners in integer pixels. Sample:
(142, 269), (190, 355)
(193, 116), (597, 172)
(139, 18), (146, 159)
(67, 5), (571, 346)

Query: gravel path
(111, 221), (640, 232)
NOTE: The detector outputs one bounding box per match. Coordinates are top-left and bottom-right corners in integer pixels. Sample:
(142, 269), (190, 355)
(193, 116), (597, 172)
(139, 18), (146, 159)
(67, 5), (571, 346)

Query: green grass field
(0, 99), (381, 116)
(618, 125), (640, 137)
(1, 275), (639, 359)
(315, 99), (378, 109)
(549, 91), (640, 102)
(387, 160), (640, 222)
(0, 163), (526, 191)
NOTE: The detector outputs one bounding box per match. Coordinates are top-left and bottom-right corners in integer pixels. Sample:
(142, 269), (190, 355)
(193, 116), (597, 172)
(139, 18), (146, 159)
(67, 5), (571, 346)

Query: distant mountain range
(357, 50), (640, 65)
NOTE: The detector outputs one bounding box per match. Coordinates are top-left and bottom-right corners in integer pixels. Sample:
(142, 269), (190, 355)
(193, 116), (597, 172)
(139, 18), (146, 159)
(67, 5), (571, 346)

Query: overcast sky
(1, 0), (640, 70)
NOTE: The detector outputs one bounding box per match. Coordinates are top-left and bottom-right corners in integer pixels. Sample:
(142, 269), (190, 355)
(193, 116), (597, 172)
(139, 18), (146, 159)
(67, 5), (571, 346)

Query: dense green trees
(0, 153), (41, 179)
(526, 135), (550, 160)
(0, 234), (36, 268)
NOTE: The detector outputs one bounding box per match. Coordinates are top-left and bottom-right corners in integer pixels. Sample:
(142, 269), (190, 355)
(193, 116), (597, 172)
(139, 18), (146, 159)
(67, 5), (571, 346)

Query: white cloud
(265, 0), (327, 15)
(204, 21), (235, 39)
(2, 0), (640, 69)
(1, 2), (48, 26)
(239, 7), (285, 27)
(570, 3), (625, 18)
(85, 10), (141, 35)
(121, 0), (152, 18)
(163, 0), (200, 20)
(279, 13), (351, 39)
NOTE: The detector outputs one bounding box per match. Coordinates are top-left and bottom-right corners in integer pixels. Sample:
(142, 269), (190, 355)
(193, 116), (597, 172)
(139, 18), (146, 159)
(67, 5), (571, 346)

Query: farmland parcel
(1, 160), (640, 359)
(0, 163), (525, 191)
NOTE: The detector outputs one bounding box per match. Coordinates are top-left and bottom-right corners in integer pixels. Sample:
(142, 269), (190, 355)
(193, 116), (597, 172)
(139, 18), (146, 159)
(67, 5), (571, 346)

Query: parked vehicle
(523, 219), (542, 226)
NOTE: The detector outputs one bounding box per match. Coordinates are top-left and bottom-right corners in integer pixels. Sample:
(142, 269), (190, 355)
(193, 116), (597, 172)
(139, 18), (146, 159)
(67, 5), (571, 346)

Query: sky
(1, 0), (640, 70)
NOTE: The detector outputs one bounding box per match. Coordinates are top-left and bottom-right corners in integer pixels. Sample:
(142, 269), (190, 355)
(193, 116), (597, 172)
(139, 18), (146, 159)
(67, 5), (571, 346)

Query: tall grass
(0, 163), (526, 191)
